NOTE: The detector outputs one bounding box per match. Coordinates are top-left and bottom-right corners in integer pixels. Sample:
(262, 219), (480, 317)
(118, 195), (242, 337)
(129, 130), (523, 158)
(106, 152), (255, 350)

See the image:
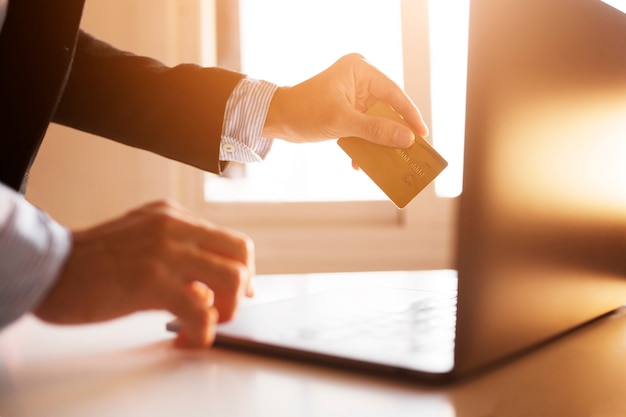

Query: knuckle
(220, 227), (255, 260)
(235, 233), (255, 257)
(340, 52), (365, 66)
(135, 199), (175, 217)
(148, 209), (180, 236)
(223, 262), (246, 289)
(147, 199), (181, 212)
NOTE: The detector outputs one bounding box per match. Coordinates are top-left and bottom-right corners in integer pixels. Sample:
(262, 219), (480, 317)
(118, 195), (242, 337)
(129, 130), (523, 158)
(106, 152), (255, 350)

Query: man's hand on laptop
(33, 200), (255, 349)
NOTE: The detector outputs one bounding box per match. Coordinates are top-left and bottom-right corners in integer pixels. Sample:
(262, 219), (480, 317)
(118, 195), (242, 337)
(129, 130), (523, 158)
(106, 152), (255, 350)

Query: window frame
(176, 0), (457, 274)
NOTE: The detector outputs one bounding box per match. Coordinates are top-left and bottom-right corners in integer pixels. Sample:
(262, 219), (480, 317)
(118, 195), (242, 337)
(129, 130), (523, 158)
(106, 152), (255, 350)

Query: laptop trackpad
(216, 286), (457, 374)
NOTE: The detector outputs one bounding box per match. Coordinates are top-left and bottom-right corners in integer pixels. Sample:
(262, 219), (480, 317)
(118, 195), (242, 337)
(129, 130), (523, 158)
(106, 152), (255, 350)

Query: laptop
(212, 0), (626, 382)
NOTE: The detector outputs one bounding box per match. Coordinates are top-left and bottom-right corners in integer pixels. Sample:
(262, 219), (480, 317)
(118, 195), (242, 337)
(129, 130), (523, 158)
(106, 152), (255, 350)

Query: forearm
(52, 31), (245, 174)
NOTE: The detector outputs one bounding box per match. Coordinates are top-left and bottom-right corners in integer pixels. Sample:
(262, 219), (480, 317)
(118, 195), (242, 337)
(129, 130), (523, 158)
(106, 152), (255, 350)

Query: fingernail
(246, 280), (255, 297)
(394, 129), (415, 148)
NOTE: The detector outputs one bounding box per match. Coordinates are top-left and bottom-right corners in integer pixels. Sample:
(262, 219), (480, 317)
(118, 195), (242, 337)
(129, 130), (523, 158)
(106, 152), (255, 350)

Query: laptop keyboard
(281, 290), (457, 355)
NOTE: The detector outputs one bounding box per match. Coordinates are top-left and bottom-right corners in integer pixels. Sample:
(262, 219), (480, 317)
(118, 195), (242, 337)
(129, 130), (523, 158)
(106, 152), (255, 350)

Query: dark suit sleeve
(52, 31), (246, 175)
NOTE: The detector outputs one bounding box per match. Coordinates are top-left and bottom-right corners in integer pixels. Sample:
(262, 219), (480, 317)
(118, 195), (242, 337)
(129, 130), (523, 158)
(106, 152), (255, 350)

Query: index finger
(356, 59), (429, 138)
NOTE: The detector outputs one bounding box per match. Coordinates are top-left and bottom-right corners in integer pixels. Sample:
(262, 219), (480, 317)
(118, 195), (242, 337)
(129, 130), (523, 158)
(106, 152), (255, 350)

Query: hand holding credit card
(338, 101), (448, 208)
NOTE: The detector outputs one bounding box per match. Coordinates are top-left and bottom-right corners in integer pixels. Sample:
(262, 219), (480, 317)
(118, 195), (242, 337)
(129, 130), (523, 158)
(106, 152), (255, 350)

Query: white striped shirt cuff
(0, 183), (71, 329)
(220, 77), (278, 163)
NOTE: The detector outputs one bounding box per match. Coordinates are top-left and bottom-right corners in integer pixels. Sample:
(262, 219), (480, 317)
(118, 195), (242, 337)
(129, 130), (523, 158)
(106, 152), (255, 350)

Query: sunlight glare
(428, 0), (470, 198)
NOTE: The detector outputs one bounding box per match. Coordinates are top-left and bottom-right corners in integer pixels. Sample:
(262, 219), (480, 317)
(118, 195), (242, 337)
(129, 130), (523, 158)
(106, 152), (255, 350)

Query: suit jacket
(0, 0), (244, 192)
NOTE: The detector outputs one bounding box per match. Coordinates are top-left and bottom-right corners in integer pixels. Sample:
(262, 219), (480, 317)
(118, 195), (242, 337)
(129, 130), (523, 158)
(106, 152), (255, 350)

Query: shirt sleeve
(220, 77), (278, 163)
(0, 182), (71, 329)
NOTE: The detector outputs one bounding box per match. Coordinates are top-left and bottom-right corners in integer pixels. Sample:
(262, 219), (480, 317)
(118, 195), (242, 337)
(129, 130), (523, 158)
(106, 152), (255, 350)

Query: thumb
(346, 110), (416, 148)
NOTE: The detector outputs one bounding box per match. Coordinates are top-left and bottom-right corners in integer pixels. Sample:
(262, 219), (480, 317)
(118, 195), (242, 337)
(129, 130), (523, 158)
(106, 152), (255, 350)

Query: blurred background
(26, 0), (469, 274)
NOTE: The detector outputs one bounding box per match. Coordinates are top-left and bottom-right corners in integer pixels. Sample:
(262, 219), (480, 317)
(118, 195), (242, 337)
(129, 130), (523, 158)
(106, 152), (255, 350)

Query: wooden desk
(1, 273), (626, 417)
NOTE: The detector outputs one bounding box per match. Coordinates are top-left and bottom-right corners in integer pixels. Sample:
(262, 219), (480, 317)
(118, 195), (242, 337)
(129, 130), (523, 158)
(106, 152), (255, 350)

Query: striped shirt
(0, 1), (279, 328)
(221, 78), (277, 162)
(0, 183), (71, 329)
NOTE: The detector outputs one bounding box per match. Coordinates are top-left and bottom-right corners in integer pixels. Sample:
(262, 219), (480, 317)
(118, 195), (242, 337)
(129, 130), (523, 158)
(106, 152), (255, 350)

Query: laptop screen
(454, 0), (626, 374)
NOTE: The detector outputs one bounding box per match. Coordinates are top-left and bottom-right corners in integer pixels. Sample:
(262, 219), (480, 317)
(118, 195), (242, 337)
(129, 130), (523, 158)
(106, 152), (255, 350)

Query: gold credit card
(338, 101), (448, 209)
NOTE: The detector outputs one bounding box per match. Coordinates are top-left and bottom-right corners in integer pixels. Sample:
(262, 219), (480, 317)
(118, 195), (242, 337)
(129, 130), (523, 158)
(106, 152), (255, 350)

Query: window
(428, 0), (469, 198)
(180, 0), (469, 274)
(601, 0), (626, 14)
(204, 0), (403, 203)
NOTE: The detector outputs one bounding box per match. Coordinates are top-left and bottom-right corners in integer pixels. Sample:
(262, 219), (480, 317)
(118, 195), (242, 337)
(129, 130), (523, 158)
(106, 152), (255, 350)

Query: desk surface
(1, 272), (626, 417)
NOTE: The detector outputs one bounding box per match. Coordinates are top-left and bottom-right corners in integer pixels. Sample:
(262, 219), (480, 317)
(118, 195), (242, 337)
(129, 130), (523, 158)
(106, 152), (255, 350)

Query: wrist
(262, 86), (290, 139)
